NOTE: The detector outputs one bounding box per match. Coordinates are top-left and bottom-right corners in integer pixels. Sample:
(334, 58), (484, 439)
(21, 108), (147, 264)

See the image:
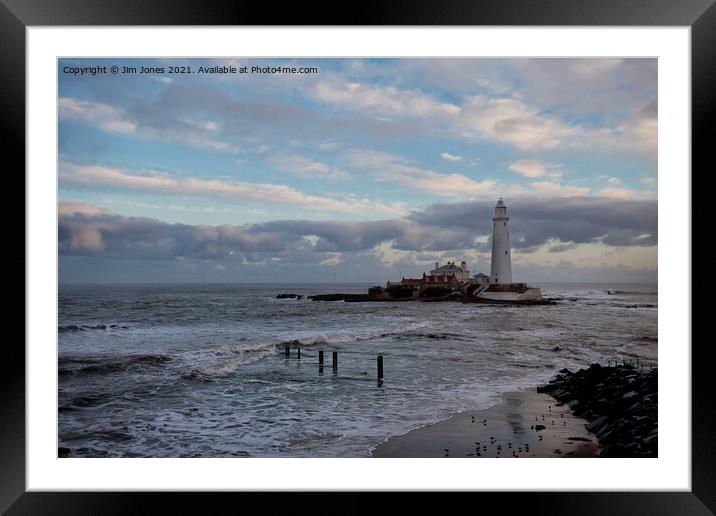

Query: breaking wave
(59, 324), (130, 332)
(58, 354), (171, 377)
(181, 344), (276, 380)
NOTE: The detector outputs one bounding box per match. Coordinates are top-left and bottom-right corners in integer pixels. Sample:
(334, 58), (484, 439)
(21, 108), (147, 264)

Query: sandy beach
(371, 389), (600, 458)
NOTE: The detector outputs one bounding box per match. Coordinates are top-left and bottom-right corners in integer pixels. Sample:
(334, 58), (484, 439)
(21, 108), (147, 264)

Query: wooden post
(319, 350), (324, 365)
(332, 351), (338, 371)
(377, 355), (384, 380)
(285, 344), (290, 357)
(297, 348), (300, 359)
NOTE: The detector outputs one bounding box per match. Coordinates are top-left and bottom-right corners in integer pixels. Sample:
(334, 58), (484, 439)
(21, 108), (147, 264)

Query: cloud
(593, 187), (653, 200)
(308, 74), (655, 157)
(58, 202), (113, 217)
(270, 155), (350, 180)
(460, 95), (578, 150)
(408, 196), (657, 249)
(505, 181), (591, 198)
(345, 149), (496, 198)
(59, 98), (136, 134)
(59, 96), (240, 153)
(508, 160), (563, 178)
(60, 57), (657, 161)
(310, 79), (460, 119)
(440, 152), (463, 161)
(59, 196), (657, 263)
(548, 242), (577, 253)
(641, 177), (657, 186)
(59, 162), (406, 216)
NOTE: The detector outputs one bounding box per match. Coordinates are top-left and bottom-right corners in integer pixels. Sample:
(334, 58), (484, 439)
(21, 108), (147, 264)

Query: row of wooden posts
(284, 344), (384, 380)
(607, 358), (656, 371)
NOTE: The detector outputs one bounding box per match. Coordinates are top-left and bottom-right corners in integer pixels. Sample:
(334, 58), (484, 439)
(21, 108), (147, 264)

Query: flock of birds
(443, 404), (572, 458)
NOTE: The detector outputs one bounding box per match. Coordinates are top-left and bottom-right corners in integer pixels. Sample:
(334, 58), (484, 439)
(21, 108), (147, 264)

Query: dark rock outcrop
(537, 363), (657, 457)
(275, 293), (303, 299)
(308, 293), (375, 302)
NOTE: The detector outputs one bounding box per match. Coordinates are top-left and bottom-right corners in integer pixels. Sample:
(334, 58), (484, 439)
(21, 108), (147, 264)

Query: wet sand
(372, 389), (600, 458)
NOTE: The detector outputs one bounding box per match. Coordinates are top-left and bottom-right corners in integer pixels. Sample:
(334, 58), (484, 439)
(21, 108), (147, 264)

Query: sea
(58, 283), (657, 458)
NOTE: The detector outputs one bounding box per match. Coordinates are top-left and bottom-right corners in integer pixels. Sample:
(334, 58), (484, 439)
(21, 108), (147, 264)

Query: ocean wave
(181, 345), (276, 380)
(58, 354), (171, 377)
(606, 290), (658, 296)
(274, 321), (434, 348)
(394, 331), (468, 341)
(59, 392), (116, 411)
(59, 324), (130, 332)
(62, 428), (134, 443)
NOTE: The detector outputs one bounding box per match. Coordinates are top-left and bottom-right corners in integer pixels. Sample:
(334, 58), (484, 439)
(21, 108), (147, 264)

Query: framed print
(6, 0), (711, 512)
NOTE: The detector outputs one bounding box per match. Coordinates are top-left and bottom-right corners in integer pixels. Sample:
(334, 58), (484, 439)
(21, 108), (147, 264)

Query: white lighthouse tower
(473, 197), (543, 303)
(490, 197), (512, 284)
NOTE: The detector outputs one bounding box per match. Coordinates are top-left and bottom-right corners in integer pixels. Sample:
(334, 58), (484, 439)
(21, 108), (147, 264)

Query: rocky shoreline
(537, 363), (657, 457)
(297, 292), (556, 305)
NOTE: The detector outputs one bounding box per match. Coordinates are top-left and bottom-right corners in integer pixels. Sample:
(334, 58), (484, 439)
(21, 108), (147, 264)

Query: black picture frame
(5, 0), (708, 513)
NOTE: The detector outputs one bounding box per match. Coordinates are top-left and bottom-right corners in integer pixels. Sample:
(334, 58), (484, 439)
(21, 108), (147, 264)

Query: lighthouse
(490, 197), (512, 284)
(473, 198), (543, 303)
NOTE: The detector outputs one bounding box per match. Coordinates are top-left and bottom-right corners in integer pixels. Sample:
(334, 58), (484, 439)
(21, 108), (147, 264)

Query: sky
(58, 58), (657, 284)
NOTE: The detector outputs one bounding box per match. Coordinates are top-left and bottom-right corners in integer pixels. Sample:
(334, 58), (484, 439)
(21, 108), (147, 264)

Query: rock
(58, 447), (71, 458)
(586, 415), (609, 434)
(538, 362), (657, 457)
(276, 293), (302, 299)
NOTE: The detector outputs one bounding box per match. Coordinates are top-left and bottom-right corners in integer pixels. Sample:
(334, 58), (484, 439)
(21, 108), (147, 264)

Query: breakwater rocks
(308, 293), (377, 302)
(276, 293), (303, 299)
(307, 292), (559, 304)
(537, 363), (657, 457)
